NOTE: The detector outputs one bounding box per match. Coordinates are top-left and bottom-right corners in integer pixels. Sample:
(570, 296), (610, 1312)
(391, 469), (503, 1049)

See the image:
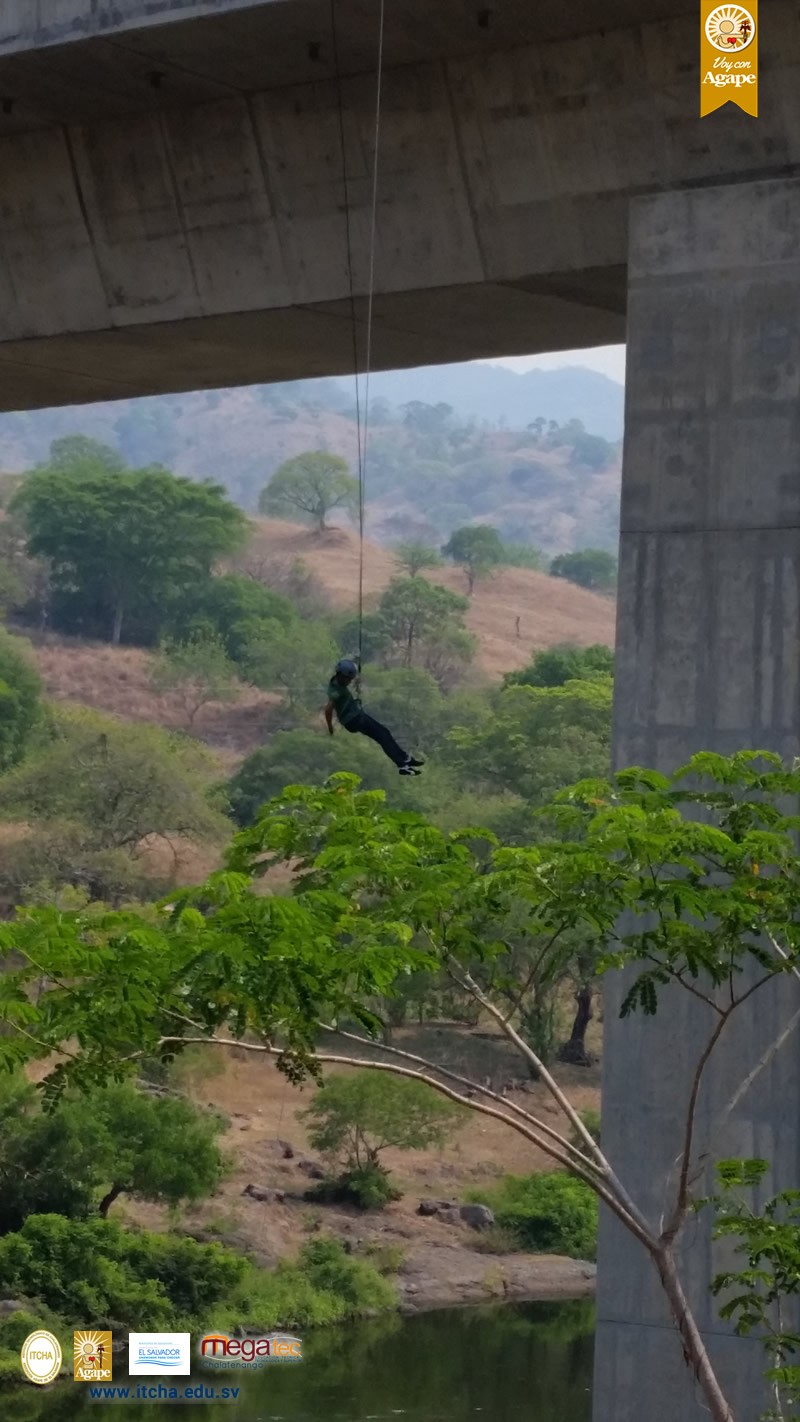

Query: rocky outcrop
(395, 1243), (595, 1312)
(417, 1200), (495, 1231)
(242, 1183), (285, 1203)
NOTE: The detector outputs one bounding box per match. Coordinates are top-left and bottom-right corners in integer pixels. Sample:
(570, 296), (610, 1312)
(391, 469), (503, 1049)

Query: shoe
(408, 756), (425, 768)
(399, 765), (421, 776)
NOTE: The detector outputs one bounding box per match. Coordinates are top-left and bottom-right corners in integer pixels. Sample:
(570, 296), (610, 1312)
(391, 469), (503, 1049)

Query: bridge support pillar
(594, 177), (800, 1422)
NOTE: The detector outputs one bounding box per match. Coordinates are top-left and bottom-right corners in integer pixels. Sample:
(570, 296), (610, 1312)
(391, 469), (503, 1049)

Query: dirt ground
(125, 1036), (601, 1307)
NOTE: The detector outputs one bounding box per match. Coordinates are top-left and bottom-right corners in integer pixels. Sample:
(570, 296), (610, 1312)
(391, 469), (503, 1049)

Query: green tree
(227, 731), (345, 826)
(358, 666), (445, 752)
(393, 541), (443, 577)
(442, 524), (505, 595)
(302, 1072), (464, 1172)
(258, 453), (359, 532)
(550, 548), (617, 593)
(418, 620), (477, 691)
(0, 705), (227, 854)
(471, 1172), (598, 1259)
(567, 430), (614, 471)
(377, 577), (469, 667)
(42, 434), (127, 474)
(0, 1214), (245, 1328)
(505, 643), (614, 689)
(169, 573), (294, 663)
(151, 631), (239, 728)
(0, 628), (41, 771)
(244, 619), (337, 716)
(8, 755), (800, 1419)
(0, 1079), (225, 1232)
(500, 543), (549, 571)
(13, 465), (247, 645)
(706, 1159), (800, 1416)
(445, 678), (612, 805)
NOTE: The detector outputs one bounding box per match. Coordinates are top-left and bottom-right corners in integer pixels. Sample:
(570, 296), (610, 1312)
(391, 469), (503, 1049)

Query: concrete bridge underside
(3, 6), (800, 1422)
(0, 0), (797, 409)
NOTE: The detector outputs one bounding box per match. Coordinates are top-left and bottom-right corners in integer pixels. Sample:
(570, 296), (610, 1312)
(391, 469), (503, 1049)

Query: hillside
(26, 520), (615, 762)
(0, 367), (622, 554)
(245, 520), (616, 679)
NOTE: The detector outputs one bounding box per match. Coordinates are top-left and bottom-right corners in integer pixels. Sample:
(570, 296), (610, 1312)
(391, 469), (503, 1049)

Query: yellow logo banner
(701, 2), (758, 116)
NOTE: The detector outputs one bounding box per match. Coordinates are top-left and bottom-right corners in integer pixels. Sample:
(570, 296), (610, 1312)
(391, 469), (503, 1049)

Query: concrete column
(595, 177), (800, 1422)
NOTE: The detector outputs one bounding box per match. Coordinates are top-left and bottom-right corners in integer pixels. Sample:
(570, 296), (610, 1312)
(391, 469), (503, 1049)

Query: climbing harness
(329, 0), (386, 692)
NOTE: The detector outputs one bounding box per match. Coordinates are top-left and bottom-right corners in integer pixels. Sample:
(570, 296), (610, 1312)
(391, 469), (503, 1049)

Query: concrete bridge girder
(0, 2), (798, 404)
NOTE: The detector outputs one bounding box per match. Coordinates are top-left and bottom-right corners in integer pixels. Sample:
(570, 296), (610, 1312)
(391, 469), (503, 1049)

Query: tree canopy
(151, 632), (239, 728)
(0, 629), (41, 772)
(392, 541), (443, 577)
(13, 459), (248, 644)
(442, 524), (505, 594)
(505, 643), (614, 689)
(377, 577), (471, 669)
(0, 1077), (225, 1233)
(0, 705), (227, 854)
(258, 452), (359, 532)
(447, 678), (613, 805)
(302, 1072), (464, 1171)
(550, 548), (617, 593)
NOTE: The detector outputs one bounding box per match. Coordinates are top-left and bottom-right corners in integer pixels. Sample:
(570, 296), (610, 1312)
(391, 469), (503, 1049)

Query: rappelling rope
(329, 0), (386, 687)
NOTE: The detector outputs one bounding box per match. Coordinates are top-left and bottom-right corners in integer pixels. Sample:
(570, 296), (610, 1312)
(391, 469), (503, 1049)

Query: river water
(10, 1301), (594, 1422)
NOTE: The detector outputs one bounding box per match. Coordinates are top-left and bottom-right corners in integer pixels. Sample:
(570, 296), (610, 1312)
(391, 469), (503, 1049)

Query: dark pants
(344, 712), (408, 768)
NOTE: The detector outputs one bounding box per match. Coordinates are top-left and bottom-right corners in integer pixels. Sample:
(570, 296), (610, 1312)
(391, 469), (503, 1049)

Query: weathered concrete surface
(0, 1), (799, 406)
(597, 176), (800, 1422)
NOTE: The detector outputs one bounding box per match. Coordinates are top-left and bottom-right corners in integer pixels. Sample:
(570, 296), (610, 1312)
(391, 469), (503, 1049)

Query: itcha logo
(200, 1333), (302, 1366)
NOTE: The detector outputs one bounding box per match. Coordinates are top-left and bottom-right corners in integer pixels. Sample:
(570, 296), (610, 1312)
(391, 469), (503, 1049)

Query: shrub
(0, 629), (41, 771)
(0, 1215), (246, 1329)
(306, 1164), (402, 1212)
(0, 1304), (71, 1383)
(468, 1225), (521, 1255)
(212, 1237), (395, 1337)
(467, 1173), (598, 1260)
(360, 1242), (406, 1274)
(572, 1108), (601, 1150)
(301, 1072), (465, 1175)
(0, 1076), (226, 1234)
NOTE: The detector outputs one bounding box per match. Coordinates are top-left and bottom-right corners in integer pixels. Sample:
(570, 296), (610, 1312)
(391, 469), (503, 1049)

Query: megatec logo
(128, 1333), (191, 1377)
(200, 1333), (302, 1370)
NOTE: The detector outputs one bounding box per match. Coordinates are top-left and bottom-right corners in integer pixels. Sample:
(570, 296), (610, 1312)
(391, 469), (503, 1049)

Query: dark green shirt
(327, 676), (362, 727)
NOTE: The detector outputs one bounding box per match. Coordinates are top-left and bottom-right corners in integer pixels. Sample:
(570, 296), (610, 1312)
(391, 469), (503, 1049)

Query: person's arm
(324, 700), (335, 735)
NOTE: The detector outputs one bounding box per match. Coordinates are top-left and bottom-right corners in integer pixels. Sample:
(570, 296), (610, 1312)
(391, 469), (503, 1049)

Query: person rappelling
(324, 659), (424, 776)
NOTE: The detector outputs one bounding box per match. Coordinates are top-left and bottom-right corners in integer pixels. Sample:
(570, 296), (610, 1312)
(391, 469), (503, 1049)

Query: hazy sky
(479, 344), (626, 384)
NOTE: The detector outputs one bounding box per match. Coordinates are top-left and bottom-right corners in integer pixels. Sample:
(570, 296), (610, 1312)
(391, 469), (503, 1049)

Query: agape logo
(705, 5), (755, 52)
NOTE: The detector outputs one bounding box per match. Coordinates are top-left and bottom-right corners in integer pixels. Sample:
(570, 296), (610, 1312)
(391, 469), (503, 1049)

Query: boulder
(242, 1183), (285, 1203)
(459, 1203), (494, 1231)
(417, 1198), (458, 1217)
(0, 1299), (25, 1317)
(437, 1206), (462, 1226)
(297, 1159), (325, 1180)
(264, 1138), (295, 1159)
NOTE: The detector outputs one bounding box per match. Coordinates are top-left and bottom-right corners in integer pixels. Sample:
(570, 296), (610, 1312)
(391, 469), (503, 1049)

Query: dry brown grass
(246, 519), (615, 679)
(122, 1035), (601, 1269)
(30, 638), (280, 758)
(25, 520), (614, 758)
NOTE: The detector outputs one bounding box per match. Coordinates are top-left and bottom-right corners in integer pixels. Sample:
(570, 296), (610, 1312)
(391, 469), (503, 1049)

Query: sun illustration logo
(705, 4), (756, 51)
(74, 1330), (113, 1383)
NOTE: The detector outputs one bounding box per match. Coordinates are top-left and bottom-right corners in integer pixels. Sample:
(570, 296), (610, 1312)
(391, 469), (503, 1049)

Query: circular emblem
(20, 1330), (62, 1385)
(705, 5), (756, 52)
